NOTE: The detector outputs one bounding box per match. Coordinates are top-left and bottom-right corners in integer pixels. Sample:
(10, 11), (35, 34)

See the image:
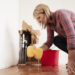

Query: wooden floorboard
(0, 65), (75, 75)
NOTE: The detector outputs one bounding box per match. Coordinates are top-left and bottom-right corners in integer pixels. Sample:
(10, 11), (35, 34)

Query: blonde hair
(33, 4), (50, 19)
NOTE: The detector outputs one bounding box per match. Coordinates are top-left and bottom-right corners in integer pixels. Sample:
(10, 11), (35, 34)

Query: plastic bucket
(41, 49), (59, 66)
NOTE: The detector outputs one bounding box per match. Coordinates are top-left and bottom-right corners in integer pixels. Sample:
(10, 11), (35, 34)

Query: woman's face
(36, 14), (47, 25)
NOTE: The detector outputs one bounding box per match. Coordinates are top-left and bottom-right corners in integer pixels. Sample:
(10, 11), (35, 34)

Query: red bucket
(41, 49), (59, 66)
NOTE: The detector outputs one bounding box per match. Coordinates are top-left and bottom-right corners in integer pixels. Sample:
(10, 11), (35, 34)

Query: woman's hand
(66, 50), (75, 74)
(40, 44), (49, 50)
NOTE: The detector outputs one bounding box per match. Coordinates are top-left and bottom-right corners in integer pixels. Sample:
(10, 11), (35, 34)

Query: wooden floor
(0, 65), (74, 75)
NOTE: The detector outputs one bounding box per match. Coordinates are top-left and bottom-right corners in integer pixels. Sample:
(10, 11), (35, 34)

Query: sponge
(34, 48), (43, 60)
(27, 46), (35, 58)
(27, 46), (43, 60)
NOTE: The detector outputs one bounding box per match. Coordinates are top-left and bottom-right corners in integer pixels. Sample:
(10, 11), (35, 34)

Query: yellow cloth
(27, 46), (43, 60)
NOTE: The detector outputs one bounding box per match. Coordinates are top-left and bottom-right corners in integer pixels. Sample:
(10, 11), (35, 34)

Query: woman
(33, 4), (75, 74)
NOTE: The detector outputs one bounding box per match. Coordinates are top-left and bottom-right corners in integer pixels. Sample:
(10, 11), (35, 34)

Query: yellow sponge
(34, 48), (43, 60)
(27, 46), (35, 58)
(27, 46), (43, 60)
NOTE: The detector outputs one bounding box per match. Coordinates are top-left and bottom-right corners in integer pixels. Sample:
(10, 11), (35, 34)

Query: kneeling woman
(33, 4), (75, 74)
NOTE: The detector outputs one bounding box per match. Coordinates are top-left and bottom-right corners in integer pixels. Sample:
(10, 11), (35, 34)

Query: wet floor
(0, 65), (73, 75)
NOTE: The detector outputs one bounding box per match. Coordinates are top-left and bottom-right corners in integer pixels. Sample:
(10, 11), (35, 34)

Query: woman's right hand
(40, 44), (49, 50)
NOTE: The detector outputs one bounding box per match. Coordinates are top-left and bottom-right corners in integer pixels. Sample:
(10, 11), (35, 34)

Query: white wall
(19, 0), (75, 65)
(0, 0), (19, 69)
(0, 0), (74, 69)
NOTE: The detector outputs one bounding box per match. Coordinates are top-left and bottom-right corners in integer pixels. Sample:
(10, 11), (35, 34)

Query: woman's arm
(40, 25), (54, 50)
(59, 11), (75, 51)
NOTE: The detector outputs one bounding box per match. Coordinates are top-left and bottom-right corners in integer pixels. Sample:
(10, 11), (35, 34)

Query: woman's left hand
(66, 50), (75, 74)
